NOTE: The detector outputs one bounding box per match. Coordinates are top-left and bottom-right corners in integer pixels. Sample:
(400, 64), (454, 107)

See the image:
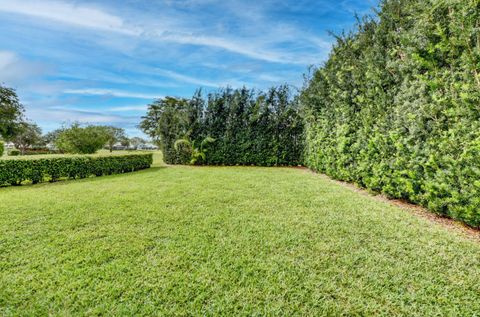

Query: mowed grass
(1, 164), (480, 316)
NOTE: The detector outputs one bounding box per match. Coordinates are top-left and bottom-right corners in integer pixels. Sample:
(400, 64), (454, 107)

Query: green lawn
(1, 163), (479, 316)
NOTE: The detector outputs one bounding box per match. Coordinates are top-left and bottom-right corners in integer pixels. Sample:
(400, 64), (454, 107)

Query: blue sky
(0, 0), (377, 137)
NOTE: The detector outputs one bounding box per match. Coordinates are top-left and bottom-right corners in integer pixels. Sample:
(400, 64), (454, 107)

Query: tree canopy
(0, 85), (25, 140)
(56, 123), (110, 154)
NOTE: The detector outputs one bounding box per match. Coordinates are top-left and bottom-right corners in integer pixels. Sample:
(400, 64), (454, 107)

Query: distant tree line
(301, 0), (480, 227)
(0, 85), (147, 156)
(140, 86), (304, 166)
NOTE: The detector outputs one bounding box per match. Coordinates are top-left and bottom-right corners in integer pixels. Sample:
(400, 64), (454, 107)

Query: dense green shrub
(0, 154), (153, 186)
(141, 86), (304, 166)
(0, 141), (3, 157)
(56, 123), (110, 154)
(9, 150), (20, 156)
(301, 0), (480, 226)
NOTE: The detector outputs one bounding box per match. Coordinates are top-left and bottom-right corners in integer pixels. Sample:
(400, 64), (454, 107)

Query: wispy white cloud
(49, 105), (148, 114)
(0, 51), (16, 69)
(154, 68), (222, 87)
(29, 106), (141, 124)
(0, 0), (139, 35)
(0, 0), (328, 65)
(106, 105), (148, 112)
(156, 33), (304, 64)
(0, 0), (372, 137)
(0, 50), (51, 85)
(63, 88), (161, 100)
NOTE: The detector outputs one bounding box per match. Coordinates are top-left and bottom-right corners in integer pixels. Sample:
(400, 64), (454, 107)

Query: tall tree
(140, 97), (191, 164)
(0, 85), (24, 140)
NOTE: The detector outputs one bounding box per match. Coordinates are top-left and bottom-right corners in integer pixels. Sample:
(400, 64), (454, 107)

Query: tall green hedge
(302, 0), (480, 226)
(0, 154), (153, 186)
(141, 86), (304, 166)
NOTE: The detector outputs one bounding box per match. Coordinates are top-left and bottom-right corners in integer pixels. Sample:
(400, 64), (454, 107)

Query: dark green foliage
(8, 150), (20, 156)
(0, 141), (3, 157)
(141, 86), (304, 166)
(302, 0), (480, 226)
(0, 85), (24, 140)
(0, 154), (153, 186)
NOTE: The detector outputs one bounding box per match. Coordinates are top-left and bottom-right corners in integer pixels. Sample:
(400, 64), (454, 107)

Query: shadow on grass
(0, 166), (168, 191)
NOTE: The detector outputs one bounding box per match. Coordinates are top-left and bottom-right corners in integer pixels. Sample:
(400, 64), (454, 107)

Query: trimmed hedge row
(301, 0), (480, 227)
(0, 154), (153, 186)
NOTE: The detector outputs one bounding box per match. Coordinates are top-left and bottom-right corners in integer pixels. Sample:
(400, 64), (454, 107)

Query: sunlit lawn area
(1, 159), (479, 315)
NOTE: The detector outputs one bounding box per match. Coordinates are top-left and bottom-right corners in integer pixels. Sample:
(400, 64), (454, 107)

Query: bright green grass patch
(0, 166), (479, 316)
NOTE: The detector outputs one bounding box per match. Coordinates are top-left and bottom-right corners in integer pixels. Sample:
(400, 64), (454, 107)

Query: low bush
(0, 154), (153, 186)
(0, 141), (3, 157)
(9, 150), (20, 156)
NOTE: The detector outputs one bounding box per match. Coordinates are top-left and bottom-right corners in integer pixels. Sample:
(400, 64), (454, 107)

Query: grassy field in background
(1, 163), (480, 315)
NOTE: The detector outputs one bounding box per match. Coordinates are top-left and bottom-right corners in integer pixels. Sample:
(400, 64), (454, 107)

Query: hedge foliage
(301, 0), (480, 226)
(0, 141), (3, 157)
(0, 154), (153, 186)
(8, 150), (20, 156)
(23, 148), (57, 155)
(141, 86), (304, 166)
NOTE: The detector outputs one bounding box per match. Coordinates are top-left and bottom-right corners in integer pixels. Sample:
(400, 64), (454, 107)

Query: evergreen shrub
(301, 0), (480, 226)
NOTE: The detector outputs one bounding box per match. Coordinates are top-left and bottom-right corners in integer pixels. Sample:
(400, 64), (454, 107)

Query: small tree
(174, 136), (215, 165)
(129, 137), (147, 149)
(56, 123), (110, 154)
(102, 126), (126, 152)
(12, 122), (42, 155)
(42, 128), (64, 145)
(120, 137), (130, 148)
